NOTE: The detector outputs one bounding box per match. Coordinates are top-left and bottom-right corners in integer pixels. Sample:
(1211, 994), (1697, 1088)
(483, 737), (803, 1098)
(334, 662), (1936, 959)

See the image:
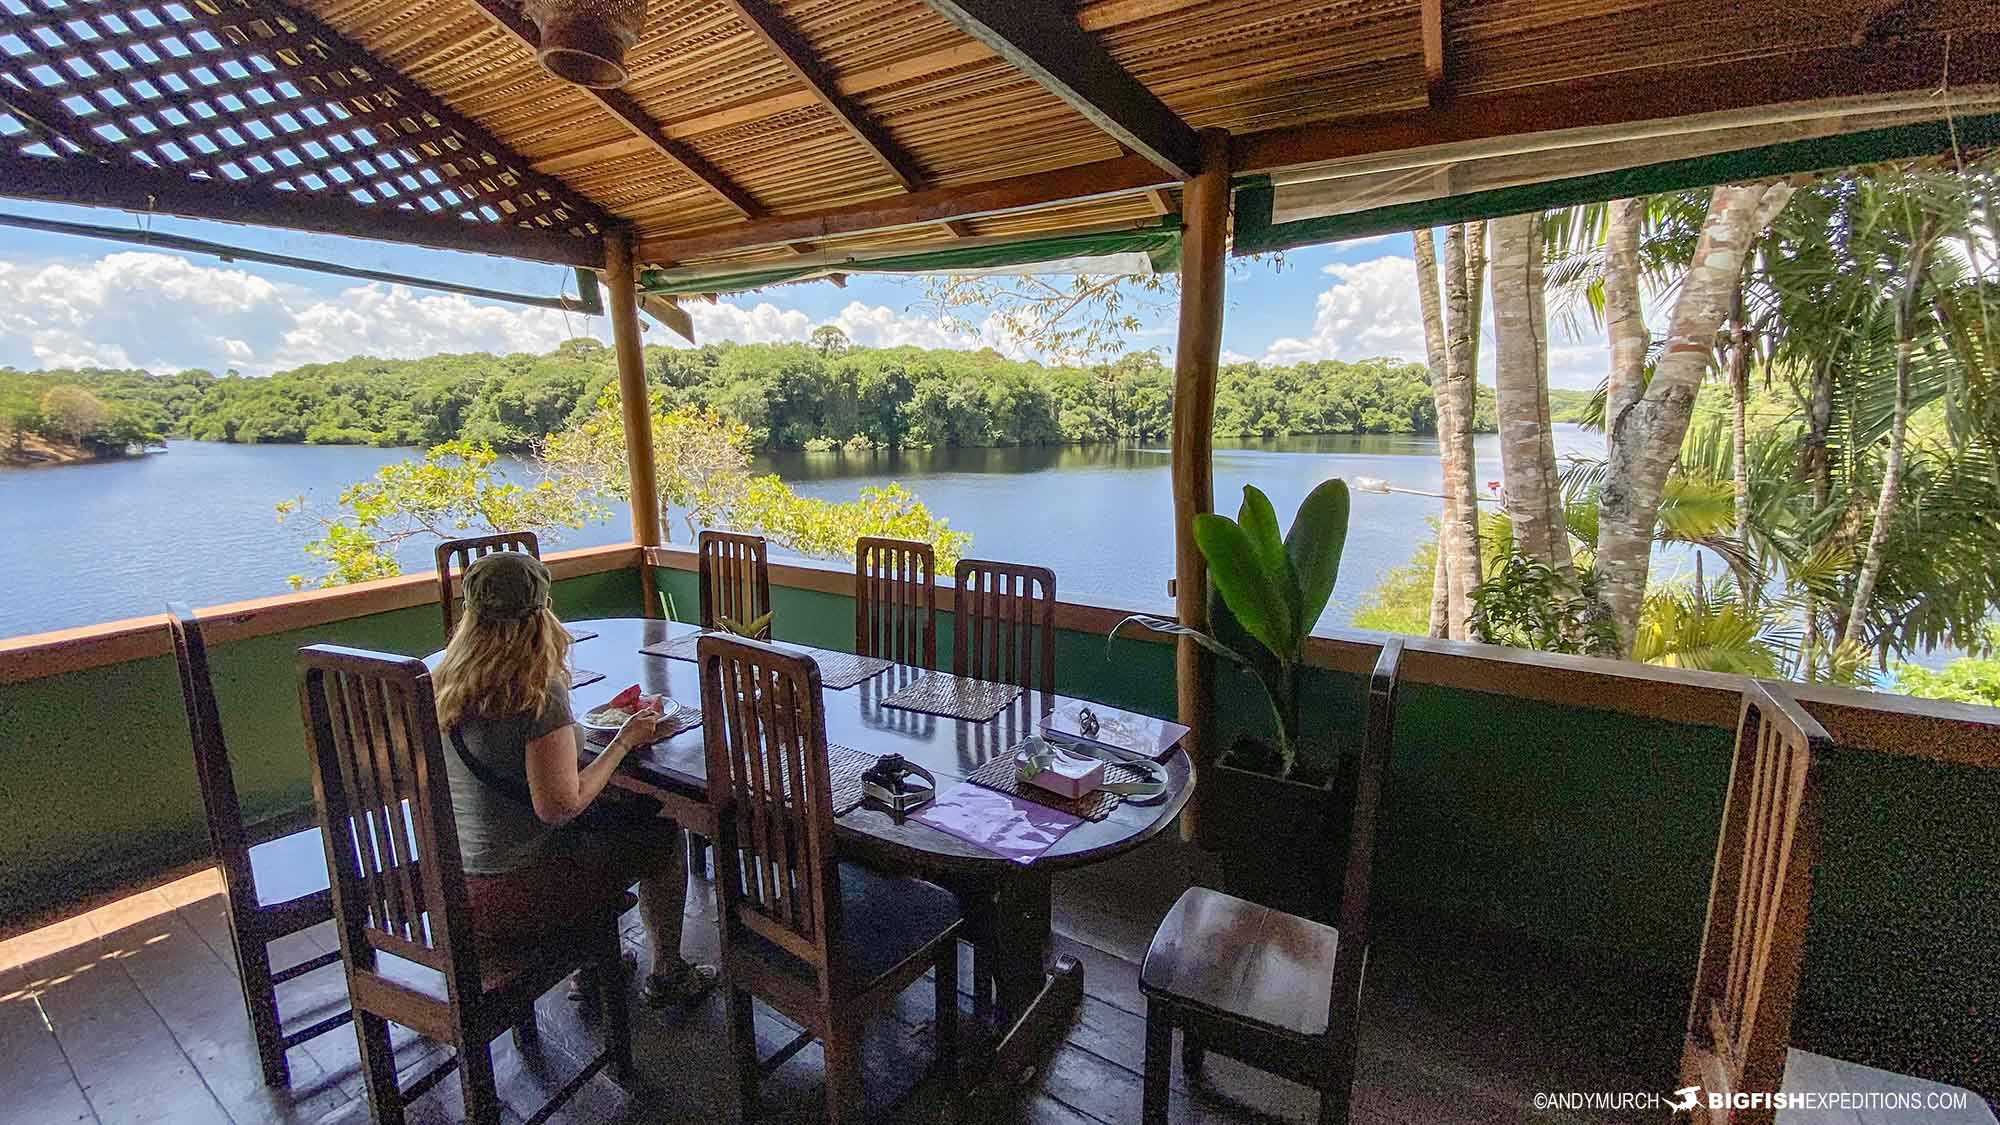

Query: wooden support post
(607, 232), (664, 619)
(1171, 129), (1232, 846)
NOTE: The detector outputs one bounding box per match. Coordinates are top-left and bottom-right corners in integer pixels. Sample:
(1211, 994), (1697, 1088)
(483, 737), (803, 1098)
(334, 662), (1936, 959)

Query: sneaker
(642, 961), (720, 1008)
(568, 950), (636, 1003)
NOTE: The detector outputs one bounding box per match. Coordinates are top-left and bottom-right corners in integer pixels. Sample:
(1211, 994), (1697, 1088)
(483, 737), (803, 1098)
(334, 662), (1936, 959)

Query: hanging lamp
(519, 0), (646, 89)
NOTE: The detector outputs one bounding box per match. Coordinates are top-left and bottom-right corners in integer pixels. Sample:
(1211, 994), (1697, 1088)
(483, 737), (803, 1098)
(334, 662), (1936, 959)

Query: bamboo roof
(4, 0), (1999, 286)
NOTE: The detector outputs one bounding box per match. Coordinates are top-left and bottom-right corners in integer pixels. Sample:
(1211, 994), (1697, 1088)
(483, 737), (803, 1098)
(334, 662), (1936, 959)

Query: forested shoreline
(3, 335), (1589, 456)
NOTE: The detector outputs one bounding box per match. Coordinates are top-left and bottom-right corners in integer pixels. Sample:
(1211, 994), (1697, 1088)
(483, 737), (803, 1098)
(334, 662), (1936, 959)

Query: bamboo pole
(607, 232), (664, 551)
(1170, 128), (1231, 846)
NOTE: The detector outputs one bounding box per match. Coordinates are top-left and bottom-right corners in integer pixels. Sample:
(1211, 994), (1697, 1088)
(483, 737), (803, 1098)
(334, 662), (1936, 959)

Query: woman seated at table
(432, 551), (718, 1007)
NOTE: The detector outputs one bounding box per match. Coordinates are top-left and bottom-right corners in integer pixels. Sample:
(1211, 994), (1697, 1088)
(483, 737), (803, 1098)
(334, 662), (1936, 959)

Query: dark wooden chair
(297, 644), (632, 1125)
(434, 531), (540, 641)
(1139, 639), (1404, 1125)
(1679, 681), (1832, 1125)
(855, 536), (937, 669)
(166, 604), (351, 1087)
(696, 633), (962, 1123)
(953, 558), (1056, 696)
(699, 529), (773, 635)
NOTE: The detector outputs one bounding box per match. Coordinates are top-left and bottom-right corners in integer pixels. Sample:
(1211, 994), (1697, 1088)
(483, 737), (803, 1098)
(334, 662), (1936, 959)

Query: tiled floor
(0, 843), (1683, 1124)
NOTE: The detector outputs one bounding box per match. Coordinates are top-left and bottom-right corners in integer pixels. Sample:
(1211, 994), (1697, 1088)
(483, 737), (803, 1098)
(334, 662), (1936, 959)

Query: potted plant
(1112, 478), (1352, 920)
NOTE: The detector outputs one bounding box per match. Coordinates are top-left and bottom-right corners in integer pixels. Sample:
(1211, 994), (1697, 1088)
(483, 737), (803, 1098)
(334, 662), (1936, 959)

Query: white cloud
(0, 251), (998, 376)
(827, 299), (976, 350)
(1253, 252), (1612, 389)
(1260, 255), (1428, 366)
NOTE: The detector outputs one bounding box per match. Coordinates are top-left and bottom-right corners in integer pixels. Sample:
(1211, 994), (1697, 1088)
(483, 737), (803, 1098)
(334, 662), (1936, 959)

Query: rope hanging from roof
(519, 0), (646, 89)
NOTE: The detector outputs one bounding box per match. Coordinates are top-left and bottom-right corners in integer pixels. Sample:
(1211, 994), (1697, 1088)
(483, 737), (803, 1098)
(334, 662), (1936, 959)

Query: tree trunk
(1595, 183), (1794, 652)
(1842, 228), (1933, 650)
(1602, 198), (1648, 454)
(1490, 212), (1570, 568)
(1435, 224), (1484, 638)
(1428, 545), (1450, 638)
(1414, 226), (1453, 638)
(1728, 282), (1757, 606)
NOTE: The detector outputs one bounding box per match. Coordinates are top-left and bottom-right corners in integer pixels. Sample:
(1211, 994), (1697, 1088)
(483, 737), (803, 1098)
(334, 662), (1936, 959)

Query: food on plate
(582, 684), (666, 730)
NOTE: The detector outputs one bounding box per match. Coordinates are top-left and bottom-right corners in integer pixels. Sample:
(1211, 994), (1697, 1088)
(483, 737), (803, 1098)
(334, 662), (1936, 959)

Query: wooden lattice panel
(0, 0), (605, 238)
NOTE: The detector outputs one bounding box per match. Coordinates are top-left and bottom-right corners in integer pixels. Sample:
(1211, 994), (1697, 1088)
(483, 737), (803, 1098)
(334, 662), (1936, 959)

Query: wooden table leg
(971, 870), (1084, 1088)
(991, 869), (1053, 1017)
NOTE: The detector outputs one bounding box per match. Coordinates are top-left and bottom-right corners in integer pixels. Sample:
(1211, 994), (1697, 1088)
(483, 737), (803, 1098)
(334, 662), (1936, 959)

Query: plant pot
(1204, 738), (1352, 924)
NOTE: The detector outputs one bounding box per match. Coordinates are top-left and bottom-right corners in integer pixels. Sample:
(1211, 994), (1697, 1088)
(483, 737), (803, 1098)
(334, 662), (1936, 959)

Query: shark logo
(1668, 1086), (1703, 1113)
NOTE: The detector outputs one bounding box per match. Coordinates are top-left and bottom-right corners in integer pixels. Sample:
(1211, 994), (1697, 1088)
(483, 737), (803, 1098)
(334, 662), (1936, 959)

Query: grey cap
(461, 552), (551, 624)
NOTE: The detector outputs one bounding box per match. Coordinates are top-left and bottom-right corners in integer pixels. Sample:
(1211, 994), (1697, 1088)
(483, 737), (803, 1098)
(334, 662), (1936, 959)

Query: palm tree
(1414, 224), (1484, 640)
(1490, 212), (1570, 567)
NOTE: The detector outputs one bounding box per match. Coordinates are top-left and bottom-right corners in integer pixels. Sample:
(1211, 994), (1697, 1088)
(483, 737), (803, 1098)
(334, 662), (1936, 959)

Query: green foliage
(735, 479), (969, 572)
(0, 374), (162, 459)
(1629, 582), (1782, 676)
(276, 440), (608, 589)
(1893, 625), (2000, 707)
(1353, 532), (1438, 636)
(1, 343), (1487, 462)
(1469, 553), (1621, 656)
(1115, 480), (1351, 778)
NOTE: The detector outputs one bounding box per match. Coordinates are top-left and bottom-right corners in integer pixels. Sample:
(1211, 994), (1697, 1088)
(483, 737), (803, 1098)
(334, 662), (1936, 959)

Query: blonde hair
(434, 605), (570, 731)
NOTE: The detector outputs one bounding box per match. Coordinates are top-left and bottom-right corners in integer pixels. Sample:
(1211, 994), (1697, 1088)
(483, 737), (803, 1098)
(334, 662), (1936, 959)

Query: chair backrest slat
(1329, 639), (1403, 1028)
(1681, 680), (1831, 1125)
(698, 634), (841, 982)
(435, 532), (541, 640)
(299, 646), (475, 991)
(166, 605), (258, 901)
(855, 537), (936, 669)
(698, 530), (772, 634)
(953, 559), (1056, 696)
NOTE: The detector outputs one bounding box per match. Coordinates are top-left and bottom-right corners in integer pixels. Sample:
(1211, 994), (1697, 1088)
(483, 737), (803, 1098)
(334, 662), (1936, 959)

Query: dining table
(509, 616), (1197, 1074)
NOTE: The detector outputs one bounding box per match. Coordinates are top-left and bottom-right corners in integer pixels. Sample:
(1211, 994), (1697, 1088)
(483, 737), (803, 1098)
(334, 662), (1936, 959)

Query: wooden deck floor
(0, 840), (1681, 1125)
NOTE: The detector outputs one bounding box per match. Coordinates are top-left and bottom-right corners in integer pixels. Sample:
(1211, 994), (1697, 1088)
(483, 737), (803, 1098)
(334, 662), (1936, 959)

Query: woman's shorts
(464, 817), (679, 955)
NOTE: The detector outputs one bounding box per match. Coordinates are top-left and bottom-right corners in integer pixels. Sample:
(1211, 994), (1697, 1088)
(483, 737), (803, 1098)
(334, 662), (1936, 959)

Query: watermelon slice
(607, 683), (642, 710)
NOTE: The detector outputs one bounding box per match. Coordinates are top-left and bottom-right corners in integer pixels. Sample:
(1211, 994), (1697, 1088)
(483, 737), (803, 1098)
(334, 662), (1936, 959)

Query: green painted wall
(0, 569), (643, 924)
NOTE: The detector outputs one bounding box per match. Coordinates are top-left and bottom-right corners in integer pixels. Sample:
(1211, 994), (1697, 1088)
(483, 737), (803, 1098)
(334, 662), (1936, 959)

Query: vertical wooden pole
(607, 233), (663, 614)
(1171, 128), (1231, 846)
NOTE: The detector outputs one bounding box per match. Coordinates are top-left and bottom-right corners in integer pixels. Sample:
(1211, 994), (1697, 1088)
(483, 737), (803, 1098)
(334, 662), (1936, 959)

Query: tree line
(0, 336), (1592, 456)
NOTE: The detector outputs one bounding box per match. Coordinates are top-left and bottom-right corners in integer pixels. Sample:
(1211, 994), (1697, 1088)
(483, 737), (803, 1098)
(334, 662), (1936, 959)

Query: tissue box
(1022, 751), (1104, 799)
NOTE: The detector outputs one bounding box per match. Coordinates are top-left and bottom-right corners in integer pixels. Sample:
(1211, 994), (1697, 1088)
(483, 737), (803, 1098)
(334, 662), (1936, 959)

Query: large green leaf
(1282, 479), (1351, 635)
(1194, 513), (1297, 659)
(1236, 485), (1298, 623)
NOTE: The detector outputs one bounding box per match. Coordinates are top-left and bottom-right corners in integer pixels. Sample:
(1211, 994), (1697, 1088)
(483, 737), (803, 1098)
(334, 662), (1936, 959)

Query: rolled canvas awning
(1235, 94), (2000, 254)
(635, 221), (1183, 298)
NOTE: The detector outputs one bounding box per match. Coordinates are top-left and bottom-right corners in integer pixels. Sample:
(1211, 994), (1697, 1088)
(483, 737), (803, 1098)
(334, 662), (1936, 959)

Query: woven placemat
(640, 631), (708, 662)
(962, 753), (1148, 822)
(739, 742), (875, 817)
(879, 672), (1022, 723)
(826, 744), (874, 817)
(786, 645), (894, 690)
(642, 633), (892, 691)
(564, 626), (599, 644)
(570, 667), (605, 689)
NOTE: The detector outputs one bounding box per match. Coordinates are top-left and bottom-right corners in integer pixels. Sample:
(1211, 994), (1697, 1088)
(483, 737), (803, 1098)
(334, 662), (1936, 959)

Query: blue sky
(0, 198), (1609, 386)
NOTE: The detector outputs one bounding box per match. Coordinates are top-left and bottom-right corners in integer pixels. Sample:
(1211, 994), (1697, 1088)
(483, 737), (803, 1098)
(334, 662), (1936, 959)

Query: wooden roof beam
(1232, 30), (2000, 175)
(633, 153), (1171, 262)
(919, 0), (1202, 180)
(465, 0), (765, 220)
(0, 153), (604, 268)
(1421, 0), (1449, 106)
(720, 0), (924, 192)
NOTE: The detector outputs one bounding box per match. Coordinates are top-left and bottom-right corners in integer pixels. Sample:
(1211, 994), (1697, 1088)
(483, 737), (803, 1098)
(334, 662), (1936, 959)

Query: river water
(0, 425), (1646, 640)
